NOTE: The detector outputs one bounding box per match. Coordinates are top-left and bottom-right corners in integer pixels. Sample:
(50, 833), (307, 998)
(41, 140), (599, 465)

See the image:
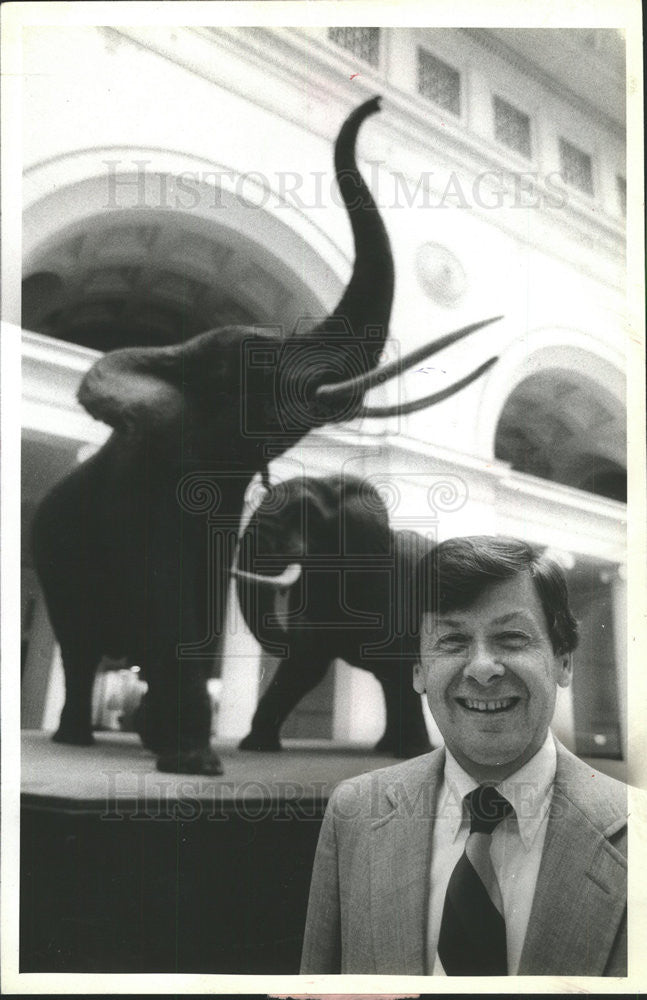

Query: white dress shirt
(426, 732), (557, 975)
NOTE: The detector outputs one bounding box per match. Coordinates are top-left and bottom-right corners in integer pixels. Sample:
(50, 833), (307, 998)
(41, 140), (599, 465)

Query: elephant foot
(156, 746), (224, 776)
(53, 725), (95, 746)
(239, 733), (283, 752)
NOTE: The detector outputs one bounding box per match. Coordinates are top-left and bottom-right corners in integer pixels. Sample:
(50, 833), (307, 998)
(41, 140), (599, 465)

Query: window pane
(417, 48), (461, 116)
(493, 95), (532, 159)
(559, 138), (594, 195)
(328, 27), (380, 68)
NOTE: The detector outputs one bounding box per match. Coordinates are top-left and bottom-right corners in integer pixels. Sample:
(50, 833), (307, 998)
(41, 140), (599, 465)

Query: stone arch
(474, 329), (625, 498)
(22, 149), (352, 350)
(493, 370), (626, 500)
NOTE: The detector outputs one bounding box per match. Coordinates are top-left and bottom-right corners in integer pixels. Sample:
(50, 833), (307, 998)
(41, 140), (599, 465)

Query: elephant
(32, 96), (499, 775)
(234, 474), (433, 758)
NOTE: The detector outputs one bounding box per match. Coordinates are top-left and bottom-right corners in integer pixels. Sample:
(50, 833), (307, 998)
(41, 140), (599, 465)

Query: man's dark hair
(415, 535), (578, 654)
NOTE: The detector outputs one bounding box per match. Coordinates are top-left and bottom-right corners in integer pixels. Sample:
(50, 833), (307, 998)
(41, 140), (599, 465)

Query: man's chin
(447, 739), (537, 781)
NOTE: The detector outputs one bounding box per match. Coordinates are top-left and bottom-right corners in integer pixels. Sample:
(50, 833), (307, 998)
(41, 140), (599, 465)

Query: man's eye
(436, 635), (468, 651)
(497, 632), (530, 648)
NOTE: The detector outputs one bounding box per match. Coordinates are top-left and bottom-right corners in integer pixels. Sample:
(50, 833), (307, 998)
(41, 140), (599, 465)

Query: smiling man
(300, 536), (628, 977)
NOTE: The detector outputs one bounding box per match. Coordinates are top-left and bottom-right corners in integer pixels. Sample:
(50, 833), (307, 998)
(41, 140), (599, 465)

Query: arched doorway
(494, 369), (626, 501)
(22, 209), (326, 351)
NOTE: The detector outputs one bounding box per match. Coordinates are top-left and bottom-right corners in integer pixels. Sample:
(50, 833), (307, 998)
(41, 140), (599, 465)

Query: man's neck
(446, 731), (555, 786)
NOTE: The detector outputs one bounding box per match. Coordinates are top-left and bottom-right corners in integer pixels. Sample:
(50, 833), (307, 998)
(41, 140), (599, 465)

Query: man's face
(414, 571), (572, 781)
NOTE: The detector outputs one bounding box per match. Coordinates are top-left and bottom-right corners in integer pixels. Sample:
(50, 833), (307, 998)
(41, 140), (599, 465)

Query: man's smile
(455, 696), (521, 713)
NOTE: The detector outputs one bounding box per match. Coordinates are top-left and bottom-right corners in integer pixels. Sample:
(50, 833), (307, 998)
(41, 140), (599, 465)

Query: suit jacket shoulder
(519, 740), (629, 976)
(554, 741), (628, 834)
(328, 747), (445, 818)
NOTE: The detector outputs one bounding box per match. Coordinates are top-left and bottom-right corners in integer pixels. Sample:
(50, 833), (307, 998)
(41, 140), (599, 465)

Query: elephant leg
(374, 667), (431, 758)
(239, 653), (331, 751)
(131, 691), (156, 751)
(52, 640), (100, 746)
(35, 547), (101, 745)
(142, 659), (222, 775)
(136, 585), (222, 773)
(131, 507), (223, 776)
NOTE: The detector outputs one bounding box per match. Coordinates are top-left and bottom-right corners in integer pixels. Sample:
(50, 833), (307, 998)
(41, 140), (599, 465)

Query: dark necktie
(437, 784), (514, 976)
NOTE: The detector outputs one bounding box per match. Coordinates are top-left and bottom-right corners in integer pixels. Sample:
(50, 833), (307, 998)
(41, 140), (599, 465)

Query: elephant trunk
(307, 96), (394, 371)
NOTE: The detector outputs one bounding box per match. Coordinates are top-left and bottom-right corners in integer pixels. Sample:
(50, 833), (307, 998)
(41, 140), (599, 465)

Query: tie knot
(466, 785), (513, 834)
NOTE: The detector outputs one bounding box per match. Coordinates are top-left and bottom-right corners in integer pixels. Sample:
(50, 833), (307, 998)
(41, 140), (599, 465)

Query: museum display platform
(21, 730), (399, 974)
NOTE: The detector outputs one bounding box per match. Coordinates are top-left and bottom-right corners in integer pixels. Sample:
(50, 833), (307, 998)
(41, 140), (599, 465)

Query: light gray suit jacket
(300, 740), (628, 976)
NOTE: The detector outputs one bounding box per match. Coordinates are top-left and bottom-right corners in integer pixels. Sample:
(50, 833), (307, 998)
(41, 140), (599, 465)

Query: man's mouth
(456, 696), (520, 713)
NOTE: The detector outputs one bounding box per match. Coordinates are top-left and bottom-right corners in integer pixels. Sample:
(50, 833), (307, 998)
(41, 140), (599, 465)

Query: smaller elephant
(234, 475), (433, 758)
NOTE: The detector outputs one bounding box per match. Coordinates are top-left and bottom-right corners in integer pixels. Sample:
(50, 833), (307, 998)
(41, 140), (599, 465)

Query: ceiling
(495, 369), (626, 501)
(23, 216), (301, 353)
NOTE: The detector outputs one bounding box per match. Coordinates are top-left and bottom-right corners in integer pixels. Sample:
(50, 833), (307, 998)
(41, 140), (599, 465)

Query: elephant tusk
(359, 356), (498, 417)
(313, 315), (503, 400)
(232, 563), (302, 589)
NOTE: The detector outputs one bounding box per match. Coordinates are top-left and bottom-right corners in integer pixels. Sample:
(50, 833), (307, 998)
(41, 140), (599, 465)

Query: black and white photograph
(1, 0), (645, 993)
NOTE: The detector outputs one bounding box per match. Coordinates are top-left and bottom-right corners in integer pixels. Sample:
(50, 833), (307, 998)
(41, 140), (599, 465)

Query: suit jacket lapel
(369, 749), (445, 974)
(519, 743), (627, 976)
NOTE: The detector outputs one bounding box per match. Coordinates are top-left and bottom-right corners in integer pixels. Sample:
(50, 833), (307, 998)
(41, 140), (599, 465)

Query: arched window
(494, 369), (626, 502)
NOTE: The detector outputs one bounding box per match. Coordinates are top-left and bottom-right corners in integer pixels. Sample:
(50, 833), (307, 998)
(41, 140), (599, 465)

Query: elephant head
(235, 476), (395, 658)
(77, 96), (499, 465)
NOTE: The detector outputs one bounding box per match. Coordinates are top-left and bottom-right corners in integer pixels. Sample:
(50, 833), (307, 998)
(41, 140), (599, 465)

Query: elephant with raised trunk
(235, 474), (433, 758)
(33, 97), (499, 774)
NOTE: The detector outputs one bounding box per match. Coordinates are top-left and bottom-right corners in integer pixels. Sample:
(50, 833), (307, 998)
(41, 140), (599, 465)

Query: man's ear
(556, 652), (573, 688)
(413, 662), (426, 694)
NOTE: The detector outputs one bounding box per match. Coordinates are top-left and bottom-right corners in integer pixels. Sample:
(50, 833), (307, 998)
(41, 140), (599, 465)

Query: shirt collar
(441, 732), (557, 850)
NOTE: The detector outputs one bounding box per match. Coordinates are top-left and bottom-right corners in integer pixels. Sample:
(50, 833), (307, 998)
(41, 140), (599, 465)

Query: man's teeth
(462, 697), (515, 712)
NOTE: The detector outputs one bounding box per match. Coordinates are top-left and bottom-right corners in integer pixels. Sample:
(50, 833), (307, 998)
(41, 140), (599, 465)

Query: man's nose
(463, 642), (505, 685)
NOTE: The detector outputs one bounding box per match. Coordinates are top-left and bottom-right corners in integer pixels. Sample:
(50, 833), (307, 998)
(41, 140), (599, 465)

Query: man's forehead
(421, 572), (546, 629)
(424, 608), (538, 628)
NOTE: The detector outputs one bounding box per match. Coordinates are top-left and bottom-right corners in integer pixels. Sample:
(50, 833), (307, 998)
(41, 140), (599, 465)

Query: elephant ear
(78, 345), (184, 436)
